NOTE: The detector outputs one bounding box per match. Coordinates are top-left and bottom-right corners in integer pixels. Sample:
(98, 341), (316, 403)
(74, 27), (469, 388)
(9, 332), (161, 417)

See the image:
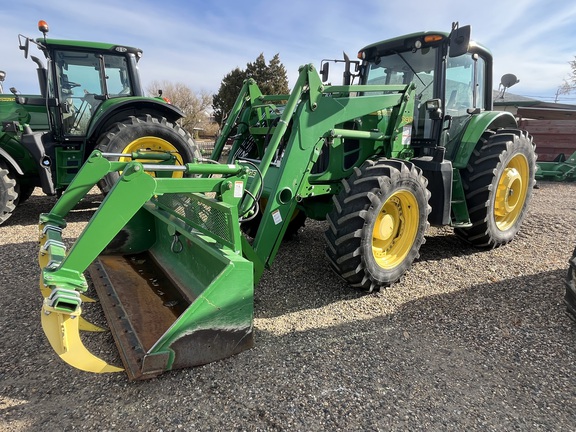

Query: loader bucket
(38, 151), (254, 380)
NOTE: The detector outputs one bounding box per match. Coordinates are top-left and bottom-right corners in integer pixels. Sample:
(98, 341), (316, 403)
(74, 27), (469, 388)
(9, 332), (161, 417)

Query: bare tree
(555, 57), (576, 102)
(146, 80), (213, 136)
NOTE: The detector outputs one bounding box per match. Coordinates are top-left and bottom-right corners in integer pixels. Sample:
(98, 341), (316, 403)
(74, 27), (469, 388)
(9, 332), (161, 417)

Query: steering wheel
(65, 81), (81, 89)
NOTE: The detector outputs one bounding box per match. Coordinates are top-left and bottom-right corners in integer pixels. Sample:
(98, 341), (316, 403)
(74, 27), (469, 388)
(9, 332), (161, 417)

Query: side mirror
(343, 52), (352, 85)
(426, 98), (443, 120)
(449, 24), (471, 58)
(18, 35), (30, 59)
(320, 62), (329, 83)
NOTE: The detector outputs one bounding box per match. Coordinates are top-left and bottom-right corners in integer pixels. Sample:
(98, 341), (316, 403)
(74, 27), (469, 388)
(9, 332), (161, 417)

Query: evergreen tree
(212, 53), (289, 125)
(212, 67), (246, 125)
(267, 54), (289, 95)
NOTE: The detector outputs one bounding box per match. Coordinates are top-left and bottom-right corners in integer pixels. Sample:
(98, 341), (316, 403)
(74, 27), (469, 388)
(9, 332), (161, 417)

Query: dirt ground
(1, 182), (575, 431)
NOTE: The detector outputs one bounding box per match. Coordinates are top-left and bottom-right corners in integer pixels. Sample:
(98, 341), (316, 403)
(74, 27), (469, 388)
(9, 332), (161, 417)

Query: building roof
(492, 90), (538, 106)
(493, 90), (576, 110)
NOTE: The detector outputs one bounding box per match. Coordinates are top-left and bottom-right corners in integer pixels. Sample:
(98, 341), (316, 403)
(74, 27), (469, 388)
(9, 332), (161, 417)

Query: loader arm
(214, 64), (415, 281)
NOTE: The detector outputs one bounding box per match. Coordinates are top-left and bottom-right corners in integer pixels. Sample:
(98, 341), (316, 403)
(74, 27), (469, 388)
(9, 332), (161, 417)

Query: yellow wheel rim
(120, 136), (184, 178)
(494, 153), (529, 231)
(372, 190), (419, 270)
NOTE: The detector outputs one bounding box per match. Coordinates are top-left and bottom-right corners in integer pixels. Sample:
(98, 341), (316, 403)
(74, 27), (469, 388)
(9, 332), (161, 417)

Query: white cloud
(2, 0), (575, 103)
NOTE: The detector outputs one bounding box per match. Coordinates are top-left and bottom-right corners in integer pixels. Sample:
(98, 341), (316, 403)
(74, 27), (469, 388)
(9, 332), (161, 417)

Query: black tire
(455, 129), (536, 248)
(15, 183), (35, 206)
(325, 158), (431, 292)
(95, 115), (200, 193)
(564, 247), (576, 321)
(0, 161), (18, 225)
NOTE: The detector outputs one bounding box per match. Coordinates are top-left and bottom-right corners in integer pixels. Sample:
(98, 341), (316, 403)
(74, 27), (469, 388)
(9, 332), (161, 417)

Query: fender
(0, 147), (24, 175)
(451, 110), (518, 169)
(86, 97), (185, 145)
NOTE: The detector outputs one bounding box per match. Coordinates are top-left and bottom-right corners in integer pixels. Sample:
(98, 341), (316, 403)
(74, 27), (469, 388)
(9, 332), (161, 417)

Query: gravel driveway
(1, 182), (575, 431)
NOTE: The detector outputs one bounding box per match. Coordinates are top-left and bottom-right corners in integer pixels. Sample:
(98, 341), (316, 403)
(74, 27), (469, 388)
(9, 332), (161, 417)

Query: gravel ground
(1, 182), (576, 431)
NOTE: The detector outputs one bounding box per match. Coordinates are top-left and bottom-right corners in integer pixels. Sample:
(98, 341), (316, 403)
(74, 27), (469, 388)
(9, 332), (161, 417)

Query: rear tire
(565, 247), (576, 321)
(325, 158), (430, 292)
(0, 161), (18, 225)
(95, 115), (200, 193)
(455, 129), (536, 248)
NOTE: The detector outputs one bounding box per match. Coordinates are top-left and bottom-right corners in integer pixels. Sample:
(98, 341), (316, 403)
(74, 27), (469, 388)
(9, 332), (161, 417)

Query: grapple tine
(41, 297), (122, 373)
(78, 317), (106, 332)
(80, 294), (96, 303)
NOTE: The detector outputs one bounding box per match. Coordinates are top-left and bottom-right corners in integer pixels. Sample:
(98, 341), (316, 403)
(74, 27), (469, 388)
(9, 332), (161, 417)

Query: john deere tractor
(37, 23), (536, 379)
(0, 21), (198, 224)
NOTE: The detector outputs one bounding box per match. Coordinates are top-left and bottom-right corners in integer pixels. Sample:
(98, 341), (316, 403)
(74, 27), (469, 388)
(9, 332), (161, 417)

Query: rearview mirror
(320, 62), (329, 82)
(449, 24), (471, 58)
(18, 35), (30, 59)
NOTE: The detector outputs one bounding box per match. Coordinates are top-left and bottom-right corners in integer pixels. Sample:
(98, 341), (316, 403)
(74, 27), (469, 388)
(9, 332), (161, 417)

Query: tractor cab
(355, 23), (491, 160)
(0, 21), (194, 225)
(47, 43), (143, 137)
(18, 20), (144, 139)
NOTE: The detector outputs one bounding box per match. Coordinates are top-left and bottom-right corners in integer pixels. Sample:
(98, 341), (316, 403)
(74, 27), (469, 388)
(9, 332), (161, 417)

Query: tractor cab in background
(0, 20), (198, 224)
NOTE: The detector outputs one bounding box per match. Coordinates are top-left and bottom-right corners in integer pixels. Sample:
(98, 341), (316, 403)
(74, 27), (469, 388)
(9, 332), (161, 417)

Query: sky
(2, 0), (576, 104)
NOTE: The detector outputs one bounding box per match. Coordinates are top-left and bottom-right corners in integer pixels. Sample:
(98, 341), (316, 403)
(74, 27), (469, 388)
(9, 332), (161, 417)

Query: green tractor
(0, 20), (198, 224)
(37, 23), (536, 379)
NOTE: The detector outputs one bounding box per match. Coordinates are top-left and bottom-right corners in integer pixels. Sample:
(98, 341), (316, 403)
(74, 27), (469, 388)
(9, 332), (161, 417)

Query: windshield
(364, 47), (438, 140)
(51, 50), (133, 135)
(365, 47), (437, 101)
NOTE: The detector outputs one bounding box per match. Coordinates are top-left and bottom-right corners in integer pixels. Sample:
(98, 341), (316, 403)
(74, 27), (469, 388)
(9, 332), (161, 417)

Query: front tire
(455, 129), (536, 247)
(325, 158), (431, 292)
(95, 115), (200, 193)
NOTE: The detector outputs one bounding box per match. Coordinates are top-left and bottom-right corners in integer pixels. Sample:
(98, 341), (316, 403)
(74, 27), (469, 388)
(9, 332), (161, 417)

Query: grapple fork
(38, 151), (254, 379)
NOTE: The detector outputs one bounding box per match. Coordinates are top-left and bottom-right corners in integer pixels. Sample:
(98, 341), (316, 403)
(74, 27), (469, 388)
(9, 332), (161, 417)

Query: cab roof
(38, 38), (143, 57)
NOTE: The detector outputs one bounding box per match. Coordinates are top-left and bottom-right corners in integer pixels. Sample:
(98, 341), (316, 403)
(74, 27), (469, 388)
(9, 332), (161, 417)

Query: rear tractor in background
(0, 21), (199, 224)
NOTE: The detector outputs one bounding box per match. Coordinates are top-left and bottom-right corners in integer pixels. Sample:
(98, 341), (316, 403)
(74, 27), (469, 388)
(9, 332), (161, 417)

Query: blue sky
(2, 0), (576, 103)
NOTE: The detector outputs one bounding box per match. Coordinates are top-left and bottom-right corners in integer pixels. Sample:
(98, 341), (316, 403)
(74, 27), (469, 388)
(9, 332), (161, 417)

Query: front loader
(0, 21), (199, 224)
(38, 23), (536, 380)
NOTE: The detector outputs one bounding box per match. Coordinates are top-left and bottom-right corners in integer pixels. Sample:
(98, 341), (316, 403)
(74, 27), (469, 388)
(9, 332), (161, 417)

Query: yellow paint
(371, 190), (419, 269)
